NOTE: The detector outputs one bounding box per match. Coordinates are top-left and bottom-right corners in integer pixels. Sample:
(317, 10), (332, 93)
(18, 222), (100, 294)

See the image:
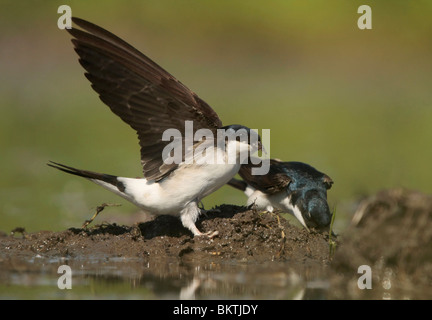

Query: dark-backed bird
(228, 158), (333, 230)
(49, 17), (263, 237)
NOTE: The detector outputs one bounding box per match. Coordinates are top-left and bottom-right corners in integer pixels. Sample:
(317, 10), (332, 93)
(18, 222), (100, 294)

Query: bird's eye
(236, 129), (249, 141)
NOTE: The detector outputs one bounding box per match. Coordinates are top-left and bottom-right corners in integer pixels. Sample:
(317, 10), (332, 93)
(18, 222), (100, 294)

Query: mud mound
(330, 189), (432, 299)
(0, 205), (331, 267)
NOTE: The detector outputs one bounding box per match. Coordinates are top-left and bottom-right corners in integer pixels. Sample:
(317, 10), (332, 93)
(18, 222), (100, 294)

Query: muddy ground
(1, 204), (330, 266)
(330, 188), (432, 299)
(1, 188), (431, 299)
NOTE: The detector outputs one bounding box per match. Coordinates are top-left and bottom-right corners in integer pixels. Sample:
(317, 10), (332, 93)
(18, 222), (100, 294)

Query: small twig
(271, 212), (286, 258)
(328, 206), (337, 259)
(198, 201), (205, 210)
(81, 203), (121, 229)
(248, 199), (258, 213)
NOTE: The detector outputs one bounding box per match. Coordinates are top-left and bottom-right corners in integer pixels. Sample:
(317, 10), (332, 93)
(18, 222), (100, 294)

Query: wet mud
(1, 189), (431, 299)
(1, 205), (330, 266)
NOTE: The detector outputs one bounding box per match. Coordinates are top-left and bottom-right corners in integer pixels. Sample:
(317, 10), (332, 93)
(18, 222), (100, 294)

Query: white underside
(87, 140), (252, 236)
(117, 161), (240, 215)
(245, 188), (308, 229)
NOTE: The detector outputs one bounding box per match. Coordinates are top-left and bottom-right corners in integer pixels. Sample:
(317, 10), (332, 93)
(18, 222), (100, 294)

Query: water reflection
(0, 255), (329, 299)
(2, 253), (430, 299)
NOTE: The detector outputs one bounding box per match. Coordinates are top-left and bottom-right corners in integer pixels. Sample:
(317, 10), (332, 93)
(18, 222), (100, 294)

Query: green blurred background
(1, 1), (431, 232)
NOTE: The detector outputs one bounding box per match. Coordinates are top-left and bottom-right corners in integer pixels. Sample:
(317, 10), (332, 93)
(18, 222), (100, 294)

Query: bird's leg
(181, 202), (219, 238)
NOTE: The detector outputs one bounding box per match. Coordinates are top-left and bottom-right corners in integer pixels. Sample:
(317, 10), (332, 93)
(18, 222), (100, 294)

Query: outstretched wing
(238, 159), (291, 194)
(67, 17), (222, 181)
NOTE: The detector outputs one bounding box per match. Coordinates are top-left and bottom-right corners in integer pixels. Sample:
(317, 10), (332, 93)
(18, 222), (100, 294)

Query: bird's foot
(181, 202), (220, 239)
(195, 230), (219, 239)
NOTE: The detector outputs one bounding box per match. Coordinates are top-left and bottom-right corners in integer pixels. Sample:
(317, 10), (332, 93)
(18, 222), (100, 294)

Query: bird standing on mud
(49, 18), (264, 237)
(229, 158), (333, 231)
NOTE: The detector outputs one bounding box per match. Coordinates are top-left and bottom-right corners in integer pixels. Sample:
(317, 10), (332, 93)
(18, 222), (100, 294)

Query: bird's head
(297, 188), (332, 228)
(285, 162), (333, 230)
(219, 125), (263, 163)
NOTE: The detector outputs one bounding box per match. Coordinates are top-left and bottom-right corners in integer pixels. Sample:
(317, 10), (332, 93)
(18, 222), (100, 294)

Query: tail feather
(47, 161), (126, 192)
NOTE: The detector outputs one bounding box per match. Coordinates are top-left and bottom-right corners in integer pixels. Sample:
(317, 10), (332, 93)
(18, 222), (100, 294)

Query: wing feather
(67, 17), (222, 181)
(238, 159), (292, 194)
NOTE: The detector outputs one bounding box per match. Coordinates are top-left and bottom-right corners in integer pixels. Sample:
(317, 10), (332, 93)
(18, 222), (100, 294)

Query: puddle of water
(0, 255), (329, 300)
(2, 254), (430, 300)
